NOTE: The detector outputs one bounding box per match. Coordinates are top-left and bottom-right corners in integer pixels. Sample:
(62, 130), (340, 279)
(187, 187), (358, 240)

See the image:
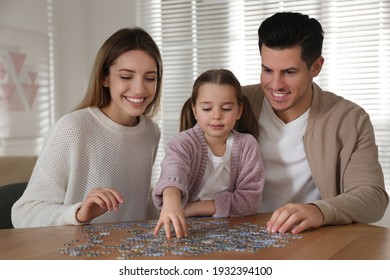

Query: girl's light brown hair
(75, 27), (163, 117)
(180, 69), (259, 139)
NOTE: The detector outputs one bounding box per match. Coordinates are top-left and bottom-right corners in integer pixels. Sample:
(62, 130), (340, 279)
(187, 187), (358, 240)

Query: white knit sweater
(11, 107), (160, 228)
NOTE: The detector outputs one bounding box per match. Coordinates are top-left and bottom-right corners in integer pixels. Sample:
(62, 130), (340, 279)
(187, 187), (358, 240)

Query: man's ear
(311, 56), (324, 78)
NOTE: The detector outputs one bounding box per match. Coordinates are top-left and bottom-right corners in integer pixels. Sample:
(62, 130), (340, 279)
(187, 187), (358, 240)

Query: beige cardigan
(242, 83), (389, 225)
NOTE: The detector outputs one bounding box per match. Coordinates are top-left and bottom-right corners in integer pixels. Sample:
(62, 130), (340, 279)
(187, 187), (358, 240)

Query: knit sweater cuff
(213, 192), (230, 218)
(153, 177), (189, 209)
(65, 202), (89, 225)
(311, 201), (332, 225)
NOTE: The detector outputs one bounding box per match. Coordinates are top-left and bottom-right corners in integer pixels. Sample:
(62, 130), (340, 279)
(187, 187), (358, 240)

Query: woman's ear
(102, 77), (109, 87)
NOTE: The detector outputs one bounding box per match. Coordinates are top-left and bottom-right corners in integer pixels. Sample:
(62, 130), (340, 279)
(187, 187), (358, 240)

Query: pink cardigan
(153, 124), (264, 217)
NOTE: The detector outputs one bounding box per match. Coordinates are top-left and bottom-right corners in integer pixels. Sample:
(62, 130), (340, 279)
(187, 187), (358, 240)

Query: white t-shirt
(258, 98), (321, 212)
(193, 133), (233, 201)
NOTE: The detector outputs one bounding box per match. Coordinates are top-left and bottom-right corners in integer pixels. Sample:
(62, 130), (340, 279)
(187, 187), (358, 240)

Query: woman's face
(101, 50), (158, 126)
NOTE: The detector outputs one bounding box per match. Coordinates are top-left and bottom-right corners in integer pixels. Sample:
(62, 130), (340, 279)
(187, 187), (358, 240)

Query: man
(242, 12), (388, 234)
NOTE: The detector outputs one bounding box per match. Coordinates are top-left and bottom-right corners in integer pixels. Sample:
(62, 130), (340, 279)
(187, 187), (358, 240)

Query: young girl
(153, 69), (264, 238)
(12, 27), (163, 227)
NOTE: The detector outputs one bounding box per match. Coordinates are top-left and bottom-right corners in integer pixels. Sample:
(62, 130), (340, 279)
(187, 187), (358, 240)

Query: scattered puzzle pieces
(58, 218), (302, 259)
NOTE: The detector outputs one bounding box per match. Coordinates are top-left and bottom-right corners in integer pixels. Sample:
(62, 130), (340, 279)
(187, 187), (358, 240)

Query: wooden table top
(0, 213), (389, 260)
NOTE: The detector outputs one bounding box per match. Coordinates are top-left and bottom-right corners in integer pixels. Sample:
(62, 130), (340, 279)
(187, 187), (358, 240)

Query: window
(137, 0), (390, 190)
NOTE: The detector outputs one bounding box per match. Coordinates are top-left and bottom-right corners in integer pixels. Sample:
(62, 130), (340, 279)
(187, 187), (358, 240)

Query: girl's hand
(76, 187), (124, 223)
(153, 187), (188, 238)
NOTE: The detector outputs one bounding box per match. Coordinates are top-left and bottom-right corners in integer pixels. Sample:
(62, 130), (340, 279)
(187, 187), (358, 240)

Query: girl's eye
(202, 108), (211, 111)
(222, 107), (232, 111)
(120, 76), (132, 80)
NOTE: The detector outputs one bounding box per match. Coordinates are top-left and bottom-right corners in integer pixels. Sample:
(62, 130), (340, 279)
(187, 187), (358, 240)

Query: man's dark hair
(258, 12), (324, 67)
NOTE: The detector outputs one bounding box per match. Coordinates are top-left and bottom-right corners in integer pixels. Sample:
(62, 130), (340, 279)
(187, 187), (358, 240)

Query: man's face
(260, 45), (323, 123)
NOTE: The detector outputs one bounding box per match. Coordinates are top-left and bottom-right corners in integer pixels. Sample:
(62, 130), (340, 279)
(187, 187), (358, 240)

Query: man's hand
(266, 203), (324, 234)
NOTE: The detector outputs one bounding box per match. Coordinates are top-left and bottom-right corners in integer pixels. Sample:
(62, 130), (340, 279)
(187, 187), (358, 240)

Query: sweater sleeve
(213, 134), (264, 217)
(311, 107), (389, 224)
(152, 133), (199, 209)
(11, 118), (86, 228)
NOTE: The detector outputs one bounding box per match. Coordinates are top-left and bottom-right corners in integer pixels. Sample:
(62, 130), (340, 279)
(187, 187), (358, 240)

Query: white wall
(51, 0), (137, 119)
(0, 0), (47, 32)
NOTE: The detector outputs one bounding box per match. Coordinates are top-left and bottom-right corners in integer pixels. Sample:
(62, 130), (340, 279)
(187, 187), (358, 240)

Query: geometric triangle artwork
(9, 51), (26, 75)
(22, 83), (39, 108)
(0, 51), (40, 111)
(1, 76), (24, 111)
(28, 71), (37, 83)
(0, 61), (6, 80)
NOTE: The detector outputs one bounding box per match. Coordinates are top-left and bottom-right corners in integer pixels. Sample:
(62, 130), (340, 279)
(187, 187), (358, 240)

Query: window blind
(136, 0), (390, 190)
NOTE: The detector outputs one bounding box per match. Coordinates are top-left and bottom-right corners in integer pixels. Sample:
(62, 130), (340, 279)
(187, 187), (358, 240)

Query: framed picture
(0, 25), (52, 155)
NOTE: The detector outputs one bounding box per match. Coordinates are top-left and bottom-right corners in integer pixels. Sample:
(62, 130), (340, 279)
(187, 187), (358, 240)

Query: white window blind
(136, 0), (390, 191)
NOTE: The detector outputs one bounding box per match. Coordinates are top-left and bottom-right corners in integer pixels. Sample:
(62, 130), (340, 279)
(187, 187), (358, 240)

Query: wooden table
(0, 214), (389, 260)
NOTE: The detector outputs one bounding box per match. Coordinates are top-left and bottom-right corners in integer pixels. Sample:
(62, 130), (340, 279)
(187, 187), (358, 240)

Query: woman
(12, 27), (163, 227)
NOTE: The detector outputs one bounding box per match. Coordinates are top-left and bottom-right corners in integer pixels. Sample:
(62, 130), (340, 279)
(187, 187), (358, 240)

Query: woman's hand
(76, 187), (124, 223)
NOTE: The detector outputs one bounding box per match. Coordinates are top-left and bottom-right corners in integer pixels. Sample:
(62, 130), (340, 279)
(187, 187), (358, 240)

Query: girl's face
(101, 50), (157, 126)
(192, 83), (242, 142)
